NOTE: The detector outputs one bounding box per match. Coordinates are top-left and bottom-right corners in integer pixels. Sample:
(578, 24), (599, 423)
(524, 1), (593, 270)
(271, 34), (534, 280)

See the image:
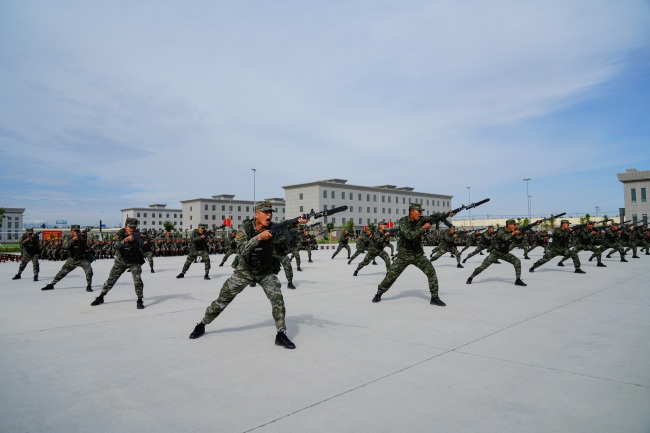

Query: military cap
(487, 225), (494, 229)
(560, 219), (570, 225)
(25, 228), (34, 233)
(71, 224), (81, 231)
(409, 203), (423, 211)
(378, 220), (387, 225)
(506, 219), (516, 225)
(256, 200), (273, 211)
(586, 221), (595, 225)
(125, 217), (138, 228)
(198, 223), (208, 229)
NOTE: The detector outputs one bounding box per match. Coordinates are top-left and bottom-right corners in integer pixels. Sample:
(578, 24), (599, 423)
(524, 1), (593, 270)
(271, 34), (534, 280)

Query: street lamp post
(252, 168), (257, 214)
(523, 178), (531, 221)
(466, 186), (471, 229)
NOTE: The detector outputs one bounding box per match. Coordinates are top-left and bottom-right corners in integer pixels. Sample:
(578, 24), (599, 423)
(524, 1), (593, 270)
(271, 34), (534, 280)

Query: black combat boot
(588, 255), (594, 262)
(524, 256), (530, 260)
(189, 322), (205, 339)
(347, 259), (352, 265)
(12, 274), (21, 280)
(372, 292), (382, 303)
(353, 270), (358, 276)
(621, 258), (628, 262)
(33, 274), (38, 281)
(529, 266), (536, 273)
(41, 284), (54, 291)
(495, 260), (501, 264)
(557, 261), (564, 267)
(372, 261), (377, 265)
(204, 273), (210, 280)
(632, 255), (640, 258)
(151, 268), (155, 273)
(287, 282), (296, 289)
(136, 298), (145, 309)
(466, 276), (473, 284)
(514, 278), (527, 286)
(462, 258), (467, 263)
(250, 282), (257, 287)
(457, 263), (463, 268)
(86, 283), (93, 292)
(308, 259), (313, 263)
(90, 295), (104, 306)
(176, 272), (184, 278)
(296, 267), (302, 271)
(597, 262), (607, 267)
(275, 332), (296, 349)
(574, 268), (586, 274)
(430, 296), (446, 306)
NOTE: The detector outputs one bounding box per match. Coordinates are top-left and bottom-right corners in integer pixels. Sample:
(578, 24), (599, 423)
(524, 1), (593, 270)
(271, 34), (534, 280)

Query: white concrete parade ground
(1, 247), (649, 433)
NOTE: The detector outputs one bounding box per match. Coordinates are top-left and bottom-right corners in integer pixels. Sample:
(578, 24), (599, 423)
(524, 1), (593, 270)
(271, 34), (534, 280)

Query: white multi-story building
(180, 195), (286, 231)
(0, 207), (25, 242)
(282, 179), (453, 230)
(617, 168), (649, 225)
(120, 204), (183, 230)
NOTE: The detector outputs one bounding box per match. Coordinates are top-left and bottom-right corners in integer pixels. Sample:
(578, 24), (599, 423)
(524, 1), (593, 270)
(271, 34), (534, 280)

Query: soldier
(177, 223), (211, 280)
(429, 226), (464, 268)
(219, 231), (238, 266)
(353, 221), (392, 276)
(594, 223), (627, 263)
(371, 203), (449, 306)
(348, 230), (371, 264)
(274, 225), (299, 290)
(90, 218), (146, 309)
(301, 228), (315, 263)
(462, 226), (494, 263)
(523, 230), (548, 260)
(331, 229), (353, 259)
(559, 221), (606, 267)
(530, 219), (585, 274)
(12, 228), (41, 281)
(141, 231), (155, 273)
(466, 219), (527, 286)
(187, 201), (309, 348)
(41, 225), (94, 292)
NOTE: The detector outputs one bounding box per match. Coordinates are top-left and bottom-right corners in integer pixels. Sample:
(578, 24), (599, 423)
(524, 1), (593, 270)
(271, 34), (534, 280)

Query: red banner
(42, 230), (63, 240)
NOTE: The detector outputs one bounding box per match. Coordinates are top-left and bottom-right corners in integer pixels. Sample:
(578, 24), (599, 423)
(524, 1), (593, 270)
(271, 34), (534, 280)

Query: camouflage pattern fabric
(100, 256), (144, 298)
(531, 227), (580, 269)
(52, 257), (93, 285)
(182, 250), (211, 273)
(429, 230), (462, 265)
(470, 250), (521, 279)
(17, 253), (40, 275)
(331, 243), (351, 258)
(275, 252), (293, 284)
(143, 251), (154, 269)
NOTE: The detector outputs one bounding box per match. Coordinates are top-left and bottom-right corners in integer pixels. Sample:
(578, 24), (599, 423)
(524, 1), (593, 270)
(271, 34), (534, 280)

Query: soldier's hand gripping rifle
(420, 198), (491, 229)
(517, 212), (567, 234)
(269, 206), (348, 245)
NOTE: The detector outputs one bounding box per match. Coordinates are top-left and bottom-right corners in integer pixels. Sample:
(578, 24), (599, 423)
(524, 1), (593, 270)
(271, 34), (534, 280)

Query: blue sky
(1, 0), (649, 226)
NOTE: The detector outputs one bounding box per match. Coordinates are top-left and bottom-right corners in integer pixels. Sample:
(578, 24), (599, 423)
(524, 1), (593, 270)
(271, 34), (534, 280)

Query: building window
(632, 214), (638, 224)
(367, 207), (370, 213)
(212, 205), (216, 211)
(323, 190), (327, 198)
(212, 215), (216, 220)
(331, 191), (335, 199)
(283, 208), (285, 213)
(300, 206), (303, 212)
(144, 213), (147, 217)
(204, 205), (208, 210)
(350, 207), (354, 213)
(631, 188), (637, 203)
(358, 206), (362, 213)
(341, 192), (345, 200)
(238, 216), (242, 220)
(229, 206), (233, 211)
(190, 207), (192, 211)
(359, 218), (362, 224)
(642, 188), (647, 202)
(299, 193), (303, 200)
(349, 193), (353, 201)
(222, 205), (225, 211)
(246, 206), (250, 212)
(643, 214), (648, 224)
(174, 214), (177, 218)
(374, 207), (377, 213)
(237, 206), (241, 211)
(190, 216), (192, 220)
(367, 194), (370, 201)
(388, 208), (391, 214)
(374, 218), (377, 224)
(358, 193), (362, 200)
(382, 196), (385, 203)
(382, 208), (385, 213)
(137, 212), (140, 217)
(342, 218), (346, 223)
(373, 195), (377, 202)
(143, 221), (147, 225)
(180, 214), (183, 218)
(332, 217), (336, 224)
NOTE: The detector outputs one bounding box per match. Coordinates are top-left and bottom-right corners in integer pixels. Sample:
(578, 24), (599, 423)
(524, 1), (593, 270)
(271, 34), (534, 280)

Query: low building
(282, 179), (453, 231)
(120, 204), (183, 230)
(180, 195), (286, 231)
(0, 207), (25, 242)
(617, 168), (649, 225)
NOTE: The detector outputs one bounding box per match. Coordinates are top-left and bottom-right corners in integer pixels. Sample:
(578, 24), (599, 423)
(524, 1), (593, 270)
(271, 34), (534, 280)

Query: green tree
(163, 221), (175, 233)
(342, 219), (355, 233)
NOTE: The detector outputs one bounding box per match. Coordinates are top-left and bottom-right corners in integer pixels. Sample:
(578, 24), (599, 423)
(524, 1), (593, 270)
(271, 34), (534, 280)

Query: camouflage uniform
(348, 232), (370, 264)
(355, 226), (392, 274)
(429, 228), (463, 267)
(92, 219), (145, 306)
(140, 232), (155, 272)
(560, 223), (604, 266)
(190, 201), (304, 348)
(374, 204), (446, 304)
(530, 220), (583, 272)
(219, 232), (238, 266)
(463, 228), (494, 262)
(47, 227), (93, 289)
(467, 220), (525, 285)
(332, 229), (353, 259)
(523, 231), (548, 259)
(15, 230), (41, 279)
(180, 225), (211, 276)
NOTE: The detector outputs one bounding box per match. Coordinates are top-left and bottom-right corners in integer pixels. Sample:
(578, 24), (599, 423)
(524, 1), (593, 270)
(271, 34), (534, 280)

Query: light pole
(466, 186), (471, 229)
(252, 168), (257, 214)
(523, 178), (531, 221)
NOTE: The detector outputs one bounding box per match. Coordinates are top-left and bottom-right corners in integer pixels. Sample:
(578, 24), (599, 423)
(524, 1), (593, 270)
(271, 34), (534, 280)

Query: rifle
(420, 198), (490, 228)
(270, 206), (348, 244)
(517, 212), (566, 234)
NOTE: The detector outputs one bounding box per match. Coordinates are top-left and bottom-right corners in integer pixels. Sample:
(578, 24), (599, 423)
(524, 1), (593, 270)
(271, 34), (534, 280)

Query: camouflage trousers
(378, 251), (439, 297)
(331, 243), (351, 258)
(533, 246), (580, 269)
(601, 242), (626, 258)
(524, 245), (546, 257)
(430, 244), (462, 265)
(291, 248), (302, 268)
(276, 253), (293, 284)
(182, 250), (210, 273)
(202, 270), (286, 332)
(143, 252), (154, 269)
(464, 246), (487, 261)
(562, 245), (601, 264)
(387, 243), (394, 255)
(470, 250), (521, 279)
(302, 246), (312, 261)
(220, 249), (237, 265)
(52, 258), (93, 285)
(17, 253), (40, 275)
(100, 257), (143, 298)
(348, 247), (366, 263)
(356, 249), (391, 272)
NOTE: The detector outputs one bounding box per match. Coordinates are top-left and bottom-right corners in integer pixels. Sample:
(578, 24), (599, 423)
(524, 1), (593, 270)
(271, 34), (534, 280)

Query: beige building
(282, 179), (453, 230)
(180, 195), (286, 231)
(0, 207), (25, 242)
(617, 168), (649, 225)
(121, 204), (183, 230)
